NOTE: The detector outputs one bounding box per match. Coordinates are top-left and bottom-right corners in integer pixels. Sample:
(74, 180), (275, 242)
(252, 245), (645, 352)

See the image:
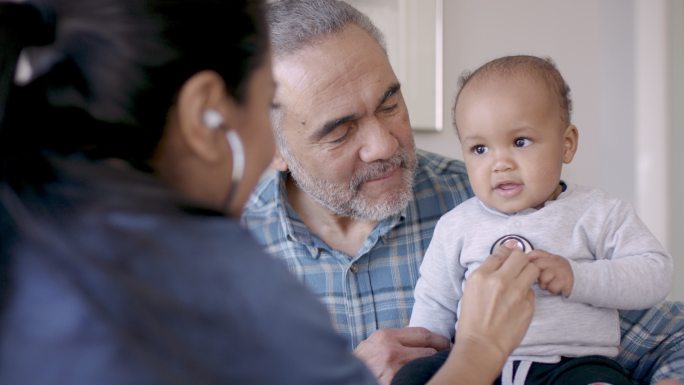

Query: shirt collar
(477, 180), (571, 217)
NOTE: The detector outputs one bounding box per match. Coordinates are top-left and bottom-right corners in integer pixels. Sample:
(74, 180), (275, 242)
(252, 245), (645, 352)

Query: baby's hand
(528, 250), (573, 297)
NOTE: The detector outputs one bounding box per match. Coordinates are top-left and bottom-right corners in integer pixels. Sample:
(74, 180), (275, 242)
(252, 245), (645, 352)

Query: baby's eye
(472, 145), (488, 155)
(514, 138), (532, 148)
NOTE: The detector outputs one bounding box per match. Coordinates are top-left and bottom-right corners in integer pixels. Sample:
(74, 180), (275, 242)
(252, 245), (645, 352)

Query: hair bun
(0, 2), (55, 48)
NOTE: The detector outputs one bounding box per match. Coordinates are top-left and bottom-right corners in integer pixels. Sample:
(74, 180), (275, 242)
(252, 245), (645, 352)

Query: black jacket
(0, 158), (376, 385)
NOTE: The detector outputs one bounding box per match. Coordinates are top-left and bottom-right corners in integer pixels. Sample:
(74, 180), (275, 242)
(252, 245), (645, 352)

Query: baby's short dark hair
(453, 55), (573, 133)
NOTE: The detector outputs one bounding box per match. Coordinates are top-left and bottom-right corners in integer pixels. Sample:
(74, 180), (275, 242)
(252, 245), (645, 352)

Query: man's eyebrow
(376, 83), (401, 111)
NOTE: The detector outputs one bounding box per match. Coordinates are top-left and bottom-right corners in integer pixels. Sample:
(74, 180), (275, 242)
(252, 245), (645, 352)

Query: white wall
(410, 0), (683, 299)
(416, 0), (636, 202)
(670, 0), (684, 300)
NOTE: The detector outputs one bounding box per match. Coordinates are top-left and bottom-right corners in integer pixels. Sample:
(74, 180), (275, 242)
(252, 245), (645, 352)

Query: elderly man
(242, 0), (684, 384)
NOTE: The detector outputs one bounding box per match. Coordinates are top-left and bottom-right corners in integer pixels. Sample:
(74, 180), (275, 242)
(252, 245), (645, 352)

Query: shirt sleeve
(410, 212), (466, 340)
(0, 219), (379, 385)
(567, 198), (673, 309)
(617, 302), (684, 384)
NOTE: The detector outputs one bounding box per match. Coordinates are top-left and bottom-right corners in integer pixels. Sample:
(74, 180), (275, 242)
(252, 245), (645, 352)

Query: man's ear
(271, 148), (289, 171)
(562, 124), (579, 164)
(175, 70), (231, 163)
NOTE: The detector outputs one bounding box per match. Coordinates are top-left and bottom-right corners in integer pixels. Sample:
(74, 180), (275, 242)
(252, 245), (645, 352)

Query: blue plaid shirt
(243, 149), (684, 384)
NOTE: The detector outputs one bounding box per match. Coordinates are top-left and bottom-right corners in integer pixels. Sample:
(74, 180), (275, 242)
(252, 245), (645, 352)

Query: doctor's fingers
(476, 244), (515, 274)
(497, 247), (538, 282)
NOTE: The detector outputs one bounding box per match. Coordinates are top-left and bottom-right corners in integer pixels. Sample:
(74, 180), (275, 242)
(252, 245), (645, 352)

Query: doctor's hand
(426, 245), (540, 385)
(457, 244), (539, 369)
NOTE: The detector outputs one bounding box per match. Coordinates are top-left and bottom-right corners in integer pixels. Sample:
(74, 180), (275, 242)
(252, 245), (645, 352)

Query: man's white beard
(284, 148), (416, 221)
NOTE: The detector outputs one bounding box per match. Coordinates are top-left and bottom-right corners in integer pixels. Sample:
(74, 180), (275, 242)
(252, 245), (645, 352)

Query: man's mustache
(350, 151), (409, 191)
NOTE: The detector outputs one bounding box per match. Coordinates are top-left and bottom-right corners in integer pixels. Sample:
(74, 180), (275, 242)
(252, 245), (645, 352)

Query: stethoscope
(489, 234), (534, 254)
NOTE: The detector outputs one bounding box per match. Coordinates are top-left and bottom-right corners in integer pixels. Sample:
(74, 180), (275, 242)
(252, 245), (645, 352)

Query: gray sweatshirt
(410, 183), (672, 361)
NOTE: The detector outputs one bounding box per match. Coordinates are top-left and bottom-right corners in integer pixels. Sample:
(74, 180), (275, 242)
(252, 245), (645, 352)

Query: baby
(393, 55), (673, 385)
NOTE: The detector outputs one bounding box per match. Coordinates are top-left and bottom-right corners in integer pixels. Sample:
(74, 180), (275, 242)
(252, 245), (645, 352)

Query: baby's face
(455, 74), (577, 214)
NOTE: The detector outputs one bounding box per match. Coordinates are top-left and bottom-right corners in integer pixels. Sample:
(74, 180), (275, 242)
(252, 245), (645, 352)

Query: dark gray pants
(390, 350), (633, 385)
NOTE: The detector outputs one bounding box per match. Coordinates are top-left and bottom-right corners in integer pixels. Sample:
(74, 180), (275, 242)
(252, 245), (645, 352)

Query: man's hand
(353, 327), (450, 385)
(528, 249), (573, 296)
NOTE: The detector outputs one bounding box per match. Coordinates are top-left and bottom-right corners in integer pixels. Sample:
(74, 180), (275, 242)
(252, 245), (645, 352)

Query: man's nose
(358, 119), (399, 163)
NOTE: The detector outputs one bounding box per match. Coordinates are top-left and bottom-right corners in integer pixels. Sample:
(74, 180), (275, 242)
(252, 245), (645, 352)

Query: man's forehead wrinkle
(273, 26), (392, 135)
(276, 57), (350, 121)
(307, 63), (373, 127)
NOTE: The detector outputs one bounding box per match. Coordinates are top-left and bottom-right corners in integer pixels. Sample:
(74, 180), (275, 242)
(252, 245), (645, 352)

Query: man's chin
(349, 192), (411, 221)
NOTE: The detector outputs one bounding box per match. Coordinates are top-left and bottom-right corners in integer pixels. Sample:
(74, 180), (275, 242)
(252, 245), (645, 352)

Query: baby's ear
(562, 124), (579, 164)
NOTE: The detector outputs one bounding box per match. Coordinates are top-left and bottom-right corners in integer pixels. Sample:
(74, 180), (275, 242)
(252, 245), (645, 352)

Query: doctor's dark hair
(0, 0), (268, 183)
(452, 55), (573, 135)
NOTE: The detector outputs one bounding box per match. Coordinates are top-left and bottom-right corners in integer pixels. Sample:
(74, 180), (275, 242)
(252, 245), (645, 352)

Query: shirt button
(350, 264), (359, 273)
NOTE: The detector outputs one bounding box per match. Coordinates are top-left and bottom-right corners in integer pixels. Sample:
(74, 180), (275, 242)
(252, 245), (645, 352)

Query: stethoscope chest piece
(489, 234), (534, 254)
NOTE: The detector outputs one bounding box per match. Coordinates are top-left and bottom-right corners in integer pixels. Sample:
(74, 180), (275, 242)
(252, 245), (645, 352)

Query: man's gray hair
(267, 0), (386, 57)
(267, 0), (387, 155)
